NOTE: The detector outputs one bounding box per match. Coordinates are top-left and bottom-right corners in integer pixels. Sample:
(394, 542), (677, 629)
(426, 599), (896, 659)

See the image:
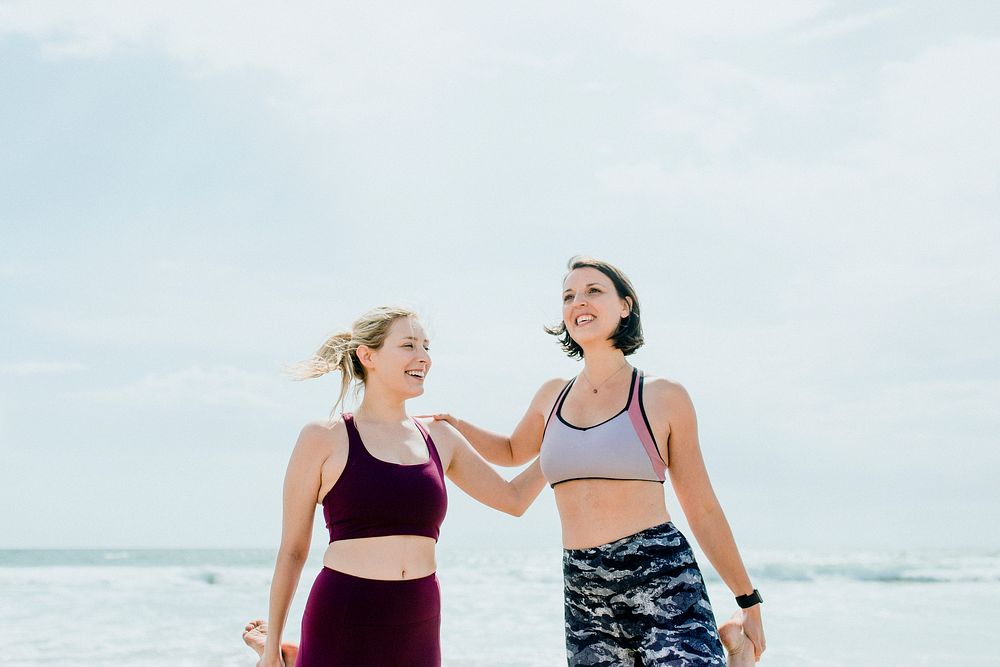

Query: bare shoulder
(418, 417), (468, 462)
(641, 374), (695, 413)
(294, 418), (347, 458)
(532, 376), (571, 406)
(421, 416), (456, 436)
(421, 417), (464, 446)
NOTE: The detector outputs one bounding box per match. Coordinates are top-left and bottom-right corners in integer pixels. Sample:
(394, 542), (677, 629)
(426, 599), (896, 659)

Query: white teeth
(576, 315), (594, 325)
(406, 370), (425, 378)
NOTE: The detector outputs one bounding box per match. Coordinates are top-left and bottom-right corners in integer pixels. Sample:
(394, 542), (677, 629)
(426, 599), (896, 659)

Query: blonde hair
(293, 306), (419, 416)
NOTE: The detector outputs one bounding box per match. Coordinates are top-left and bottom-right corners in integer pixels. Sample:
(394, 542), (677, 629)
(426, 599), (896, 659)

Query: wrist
(735, 588), (763, 609)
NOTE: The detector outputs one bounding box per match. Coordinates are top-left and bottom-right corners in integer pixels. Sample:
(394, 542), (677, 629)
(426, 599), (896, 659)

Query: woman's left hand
(741, 604), (766, 660)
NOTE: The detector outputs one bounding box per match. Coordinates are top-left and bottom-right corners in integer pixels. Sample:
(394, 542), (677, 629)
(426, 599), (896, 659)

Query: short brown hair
(545, 256), (644, 358)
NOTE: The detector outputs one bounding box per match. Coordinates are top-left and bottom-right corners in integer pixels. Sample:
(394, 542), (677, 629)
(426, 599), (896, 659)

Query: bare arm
(261, 424), (330, 664)
(426, 378), (565, 466)
(660, 382), (766, 660)
(430, 420), (547, 516)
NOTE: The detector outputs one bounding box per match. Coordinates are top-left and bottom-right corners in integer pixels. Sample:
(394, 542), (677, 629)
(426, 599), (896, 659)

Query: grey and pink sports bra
(539, 368), (667, 487)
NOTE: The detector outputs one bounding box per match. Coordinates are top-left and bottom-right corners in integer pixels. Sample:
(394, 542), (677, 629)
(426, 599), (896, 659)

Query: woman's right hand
(417, 412), (457, 426)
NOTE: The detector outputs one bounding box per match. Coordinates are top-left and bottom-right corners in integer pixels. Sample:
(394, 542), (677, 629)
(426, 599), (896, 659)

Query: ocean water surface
(1, 547), (998, 665)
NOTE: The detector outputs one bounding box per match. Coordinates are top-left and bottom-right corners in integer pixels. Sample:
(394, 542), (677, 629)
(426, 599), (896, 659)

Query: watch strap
(735, 589), (763, 608)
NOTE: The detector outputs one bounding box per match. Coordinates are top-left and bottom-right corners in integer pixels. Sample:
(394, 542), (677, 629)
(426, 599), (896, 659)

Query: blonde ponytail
(292, 306), (418, 416)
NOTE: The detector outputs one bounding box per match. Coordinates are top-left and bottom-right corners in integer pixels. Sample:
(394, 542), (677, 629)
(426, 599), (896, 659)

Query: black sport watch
(735, 589), (763, 609)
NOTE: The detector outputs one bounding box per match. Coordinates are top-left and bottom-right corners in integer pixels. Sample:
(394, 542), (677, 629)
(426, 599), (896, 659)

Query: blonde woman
(244, 307), (545, 667)
(428, 257), (764, 666)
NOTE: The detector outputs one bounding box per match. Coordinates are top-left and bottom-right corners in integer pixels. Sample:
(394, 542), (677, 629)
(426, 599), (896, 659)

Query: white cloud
(597, 36), (1000, 233)
(18, 255), (387, 357)
(0, 1), (846, 129)
(615, 1), (829, 55)
(70, 365), (285, 410)
(790, 7), (898, 43)
(644, 103), (753, 155)
(0, 361), (88, 375)
(875, 38), (1000, 195)
(805, 377), (1000, 457)
(0, 1), (474, 123)
(0, 261), (18, 279)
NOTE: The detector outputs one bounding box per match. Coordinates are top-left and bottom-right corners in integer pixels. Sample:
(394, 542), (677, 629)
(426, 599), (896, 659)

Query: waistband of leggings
(563, 521), (678, 556)
(320, 566), (438, 586)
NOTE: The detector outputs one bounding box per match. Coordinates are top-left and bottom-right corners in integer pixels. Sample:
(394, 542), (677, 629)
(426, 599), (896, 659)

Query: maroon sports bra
(322, 413), (448, 543)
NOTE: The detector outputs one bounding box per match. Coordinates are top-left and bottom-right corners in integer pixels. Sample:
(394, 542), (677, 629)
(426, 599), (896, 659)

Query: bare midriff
(323, 535), (438, 580)
(555, 479), (672, 549)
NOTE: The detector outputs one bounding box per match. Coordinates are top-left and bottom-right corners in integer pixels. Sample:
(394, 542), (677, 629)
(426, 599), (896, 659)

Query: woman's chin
(571, 331), (611, 348)
(403, 385), (425, 399)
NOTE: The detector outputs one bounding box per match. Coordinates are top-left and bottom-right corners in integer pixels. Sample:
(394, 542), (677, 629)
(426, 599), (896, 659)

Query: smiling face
(562, 267), (632, 350)
(358, 316), (431, 399)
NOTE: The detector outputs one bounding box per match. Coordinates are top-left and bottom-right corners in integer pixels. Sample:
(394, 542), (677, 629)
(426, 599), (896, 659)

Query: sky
(1, 1), (998, 552)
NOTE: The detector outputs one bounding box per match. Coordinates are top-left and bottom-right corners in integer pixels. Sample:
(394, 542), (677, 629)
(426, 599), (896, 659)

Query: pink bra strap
(626, 371), (667, 479)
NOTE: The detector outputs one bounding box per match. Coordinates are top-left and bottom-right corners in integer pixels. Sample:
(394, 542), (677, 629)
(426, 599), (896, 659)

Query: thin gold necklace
(580, 362), (629, 394)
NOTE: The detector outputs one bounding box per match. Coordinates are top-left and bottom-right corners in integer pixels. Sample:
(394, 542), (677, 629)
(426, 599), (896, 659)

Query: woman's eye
(563, 294), (573, 302)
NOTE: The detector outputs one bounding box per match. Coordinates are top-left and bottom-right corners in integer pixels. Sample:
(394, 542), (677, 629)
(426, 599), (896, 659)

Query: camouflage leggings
(563, 522), (725, 666)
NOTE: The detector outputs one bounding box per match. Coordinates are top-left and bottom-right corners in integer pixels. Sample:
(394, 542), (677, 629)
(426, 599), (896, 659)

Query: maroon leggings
(296, 567), (441, 667)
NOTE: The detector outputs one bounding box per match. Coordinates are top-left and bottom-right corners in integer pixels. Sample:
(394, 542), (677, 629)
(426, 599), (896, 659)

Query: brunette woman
(429, 257), (765, 666)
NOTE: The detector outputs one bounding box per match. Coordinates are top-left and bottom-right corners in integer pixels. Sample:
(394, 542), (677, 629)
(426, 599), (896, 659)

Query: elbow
(504, 439), (520, 466)
(277, 542), (310, 564)
(505, 492), (528, 517)
(496, 492), (524, 517)
(685, 502), (724, 531)
(503, 437), (537, 467)
(507, 446), (534, 467)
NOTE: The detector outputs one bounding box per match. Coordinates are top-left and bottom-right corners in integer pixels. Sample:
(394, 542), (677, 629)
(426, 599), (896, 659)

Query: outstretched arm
(430, 420), (547, 516)
(425, 378), (565, 466)
(660, 382), (766, 661)
(261, 424), (329, 666)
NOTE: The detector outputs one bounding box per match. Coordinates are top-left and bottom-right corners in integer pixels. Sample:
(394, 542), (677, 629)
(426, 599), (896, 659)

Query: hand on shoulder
(422, 416), (463, 445)
(420, 416), (471, 468)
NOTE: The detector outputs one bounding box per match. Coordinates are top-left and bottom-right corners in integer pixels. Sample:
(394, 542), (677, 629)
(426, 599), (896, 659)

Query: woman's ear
(356, 344), (376, 370)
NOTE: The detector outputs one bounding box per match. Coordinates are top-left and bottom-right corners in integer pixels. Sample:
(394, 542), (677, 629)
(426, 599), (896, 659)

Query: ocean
(1, 546), (998, 666)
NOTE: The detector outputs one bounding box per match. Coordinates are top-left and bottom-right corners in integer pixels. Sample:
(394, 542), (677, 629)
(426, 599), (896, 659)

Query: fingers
(740, 612), (765, 659)
(414, 413), (450, 420)
(741, 625), (764, 660)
